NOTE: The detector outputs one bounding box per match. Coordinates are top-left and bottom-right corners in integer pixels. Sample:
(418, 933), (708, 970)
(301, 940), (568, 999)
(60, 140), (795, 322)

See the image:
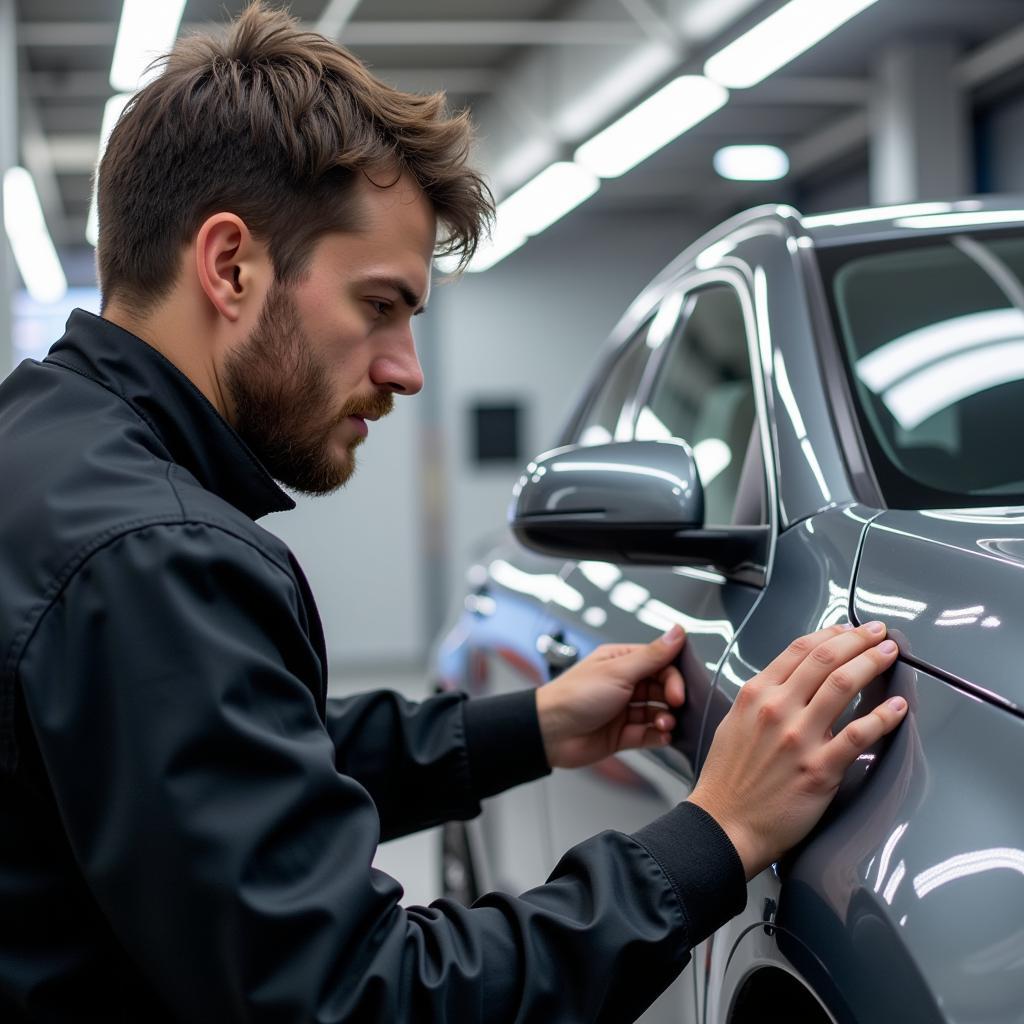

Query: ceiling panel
(11, 0), (1024, 280)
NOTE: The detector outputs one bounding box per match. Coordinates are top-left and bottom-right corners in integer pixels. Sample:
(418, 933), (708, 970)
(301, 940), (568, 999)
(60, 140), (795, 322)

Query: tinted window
(822, 232), (1024, 507)
(635, 285), (758, 525)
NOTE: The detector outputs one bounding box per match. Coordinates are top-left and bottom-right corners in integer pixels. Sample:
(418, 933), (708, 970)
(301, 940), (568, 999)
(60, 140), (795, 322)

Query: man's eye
(368, 300), (391, 316)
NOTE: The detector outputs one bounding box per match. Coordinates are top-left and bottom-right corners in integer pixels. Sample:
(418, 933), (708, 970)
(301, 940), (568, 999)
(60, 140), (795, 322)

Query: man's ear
(194, 213), (269, 322)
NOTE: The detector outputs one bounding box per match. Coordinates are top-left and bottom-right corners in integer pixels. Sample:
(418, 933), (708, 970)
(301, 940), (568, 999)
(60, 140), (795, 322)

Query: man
(0, 4), (907, 1021)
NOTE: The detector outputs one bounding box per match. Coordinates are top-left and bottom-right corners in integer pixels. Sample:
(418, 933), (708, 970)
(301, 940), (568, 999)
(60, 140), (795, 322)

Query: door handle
(536, 632), (578, 671)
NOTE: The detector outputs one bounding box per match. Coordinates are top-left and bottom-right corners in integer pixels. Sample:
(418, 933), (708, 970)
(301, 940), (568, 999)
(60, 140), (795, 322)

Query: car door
(534, 274), (774, 1024)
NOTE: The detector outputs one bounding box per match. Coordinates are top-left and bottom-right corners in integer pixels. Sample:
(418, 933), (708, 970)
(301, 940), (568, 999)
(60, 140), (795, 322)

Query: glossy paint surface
(854, 508), (1024, 714)
(512, 439), (703, 524)
(434, 198), (1024, 1023)
(784, 663), (1024, 1024)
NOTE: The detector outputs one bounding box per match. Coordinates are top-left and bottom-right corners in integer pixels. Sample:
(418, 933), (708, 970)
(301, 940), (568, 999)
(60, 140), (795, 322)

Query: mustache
(334, 390), (395, 426)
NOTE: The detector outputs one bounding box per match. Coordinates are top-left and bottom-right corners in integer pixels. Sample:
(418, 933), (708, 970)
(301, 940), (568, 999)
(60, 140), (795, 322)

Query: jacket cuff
(462, 690), (551, 801)
(631, 801), (747, 946)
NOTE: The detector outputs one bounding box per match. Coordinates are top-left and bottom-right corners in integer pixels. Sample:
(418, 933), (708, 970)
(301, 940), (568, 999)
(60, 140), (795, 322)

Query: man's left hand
(536, 625), (687, 770)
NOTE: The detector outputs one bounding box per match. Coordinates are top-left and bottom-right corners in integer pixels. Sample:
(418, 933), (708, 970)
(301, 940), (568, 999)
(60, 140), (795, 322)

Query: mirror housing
(510, 439), (768, 575)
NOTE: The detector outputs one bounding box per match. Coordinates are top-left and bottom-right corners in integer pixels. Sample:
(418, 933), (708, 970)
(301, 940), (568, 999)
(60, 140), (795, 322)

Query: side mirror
(510, 439), (768, 575)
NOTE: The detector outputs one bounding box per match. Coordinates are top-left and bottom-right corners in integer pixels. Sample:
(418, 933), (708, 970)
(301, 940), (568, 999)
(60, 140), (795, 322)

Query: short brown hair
(96, 2), (492, 314)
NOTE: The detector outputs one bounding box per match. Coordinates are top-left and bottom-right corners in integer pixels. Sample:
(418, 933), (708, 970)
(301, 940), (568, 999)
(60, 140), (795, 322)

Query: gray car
(432, 197), (1024, 1024)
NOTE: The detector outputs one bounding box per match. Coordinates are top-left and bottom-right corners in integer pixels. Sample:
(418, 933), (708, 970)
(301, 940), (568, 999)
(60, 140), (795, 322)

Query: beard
(223, 280), (393, 496)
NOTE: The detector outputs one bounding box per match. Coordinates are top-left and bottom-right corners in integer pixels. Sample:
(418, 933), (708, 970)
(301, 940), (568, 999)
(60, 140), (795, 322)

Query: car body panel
(782, 661), (1024, 1024)
(853, 508), (1024, 714)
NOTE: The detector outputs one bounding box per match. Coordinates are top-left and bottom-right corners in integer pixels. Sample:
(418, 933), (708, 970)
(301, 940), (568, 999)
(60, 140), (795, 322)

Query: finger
(759, 624), (852, 686)
(783, 621), (888, 705)
(615, 625), (686, 681)
(655, 664), (685, 707)
(591, 642), (645, 662)
(820, 693), (908, 779)
(619, 723), (673, 751)
(804, 638), (900, 730)
(626, 694), (675, 728)
(641, 725), (674, 749)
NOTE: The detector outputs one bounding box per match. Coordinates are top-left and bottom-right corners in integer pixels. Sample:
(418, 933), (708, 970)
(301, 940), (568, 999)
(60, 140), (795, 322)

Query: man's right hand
(687, 622), (907, 879)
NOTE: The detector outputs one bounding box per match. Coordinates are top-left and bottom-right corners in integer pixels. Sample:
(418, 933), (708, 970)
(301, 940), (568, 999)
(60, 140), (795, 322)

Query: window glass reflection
(635, 285), (757, 524)
(824, 233), (1024, 507)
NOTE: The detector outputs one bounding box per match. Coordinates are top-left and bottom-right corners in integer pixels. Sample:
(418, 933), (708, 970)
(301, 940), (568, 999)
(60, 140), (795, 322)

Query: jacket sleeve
(19, 521), (746, 1024)
(325, 687), (551, 840)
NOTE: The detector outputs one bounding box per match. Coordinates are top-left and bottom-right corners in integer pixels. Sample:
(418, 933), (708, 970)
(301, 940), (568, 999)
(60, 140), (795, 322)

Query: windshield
(820, 230), (1024, 508)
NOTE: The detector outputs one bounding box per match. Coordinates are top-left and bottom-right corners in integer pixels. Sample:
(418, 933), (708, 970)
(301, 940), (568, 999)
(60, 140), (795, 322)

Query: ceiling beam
(740, 76), (871, 105)
(616, 0), (679, 46)
(18, 20), (646, 48)
(369, 68), (499, 95)
(26, 71), (112, 99)
(17, 75), (70, 245)
(25, 67), (499, 99)
(44, 136), (99, 174)
(317, 0), (363, 40)
(958, 19), (1024, 87)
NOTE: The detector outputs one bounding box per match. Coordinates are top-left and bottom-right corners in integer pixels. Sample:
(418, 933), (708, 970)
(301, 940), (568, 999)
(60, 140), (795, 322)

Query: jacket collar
(46, 309), (295, 520)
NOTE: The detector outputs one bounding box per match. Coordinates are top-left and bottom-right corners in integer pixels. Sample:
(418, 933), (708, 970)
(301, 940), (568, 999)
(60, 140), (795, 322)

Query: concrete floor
(328, 667), (442, 908)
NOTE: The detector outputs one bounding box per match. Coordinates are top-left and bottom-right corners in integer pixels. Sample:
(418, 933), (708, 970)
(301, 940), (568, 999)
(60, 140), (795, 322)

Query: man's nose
(371, 327), (424, 396)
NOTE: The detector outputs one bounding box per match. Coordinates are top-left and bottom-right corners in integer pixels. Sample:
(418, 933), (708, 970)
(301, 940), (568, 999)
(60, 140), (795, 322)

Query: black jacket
(0, 310), (745, 1022)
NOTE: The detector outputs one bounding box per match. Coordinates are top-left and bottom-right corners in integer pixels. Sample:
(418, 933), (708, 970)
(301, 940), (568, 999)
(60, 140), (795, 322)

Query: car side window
(635, 284), (762, 526)
(575, 320), (653, 447)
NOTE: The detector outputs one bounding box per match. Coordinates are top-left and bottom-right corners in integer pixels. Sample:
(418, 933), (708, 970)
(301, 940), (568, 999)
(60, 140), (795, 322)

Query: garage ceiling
(12, 0), (1024, 282)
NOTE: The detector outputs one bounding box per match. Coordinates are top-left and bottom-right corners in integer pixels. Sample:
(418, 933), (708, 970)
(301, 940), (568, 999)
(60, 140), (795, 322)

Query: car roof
(633, 194), (1024, 316)
(798, 194), (1024, 247)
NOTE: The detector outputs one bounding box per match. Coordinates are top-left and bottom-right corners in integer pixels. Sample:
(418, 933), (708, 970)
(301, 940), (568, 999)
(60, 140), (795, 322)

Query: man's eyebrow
(362, 276), (428, 315)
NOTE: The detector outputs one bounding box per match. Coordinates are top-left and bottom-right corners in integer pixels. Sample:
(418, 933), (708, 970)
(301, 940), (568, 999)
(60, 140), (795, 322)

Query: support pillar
(0, 0), (17, 377)
(870, 40), (972, 204)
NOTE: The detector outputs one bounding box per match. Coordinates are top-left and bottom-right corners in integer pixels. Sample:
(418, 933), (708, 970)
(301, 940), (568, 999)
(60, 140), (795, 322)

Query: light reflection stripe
(913, 847), (1024, 899)
(882, 339), (1024, 430)
(636, 598), (733, 640)
(855, 588), (928, 612)
(875, 822), (909, 893)
(855, 600), (921, 622)
(800, 437), (832, 504)
(882, 859), (907, 905)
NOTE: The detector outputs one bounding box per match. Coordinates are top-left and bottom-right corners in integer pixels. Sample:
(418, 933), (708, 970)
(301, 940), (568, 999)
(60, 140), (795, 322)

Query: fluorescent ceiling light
(86, 93), (135, 247)
(467, 217), (528, 273)
(3, 167), (68, 305)
(575, 76), (728, 179)
(704, 0), (880, 89)
(714, 144), (789, 181)
(498, 162), (599, 237)
(469, 161), (599, 273)
(110, 0), (187, 92)
(895, 210), (1024, 230)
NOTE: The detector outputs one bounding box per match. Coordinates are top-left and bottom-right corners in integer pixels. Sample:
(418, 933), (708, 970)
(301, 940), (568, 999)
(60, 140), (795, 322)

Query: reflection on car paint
(853, 587), (927, 622)
(577, 560), (622, 590)
(487, 558), (584, 612)
(671, 565), (727, 585)
(912, 847), (1024, 899)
